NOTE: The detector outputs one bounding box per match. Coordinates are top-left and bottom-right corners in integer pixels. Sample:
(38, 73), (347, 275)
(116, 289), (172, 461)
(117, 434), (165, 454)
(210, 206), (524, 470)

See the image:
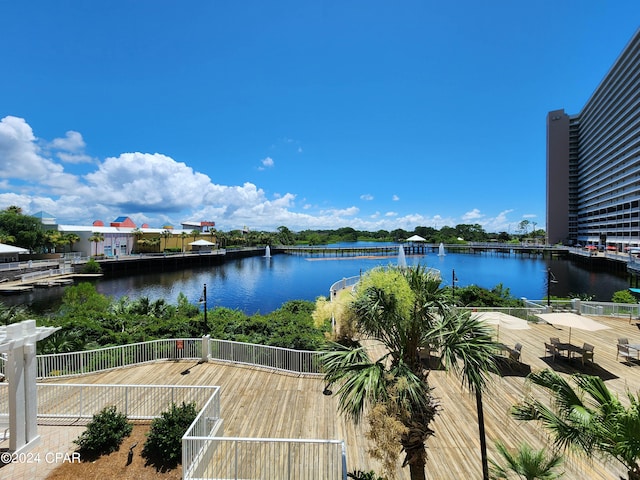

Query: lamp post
(546, 268), (557, 307)
(452, 269), (458, 303)
(200, 283), (208, 335)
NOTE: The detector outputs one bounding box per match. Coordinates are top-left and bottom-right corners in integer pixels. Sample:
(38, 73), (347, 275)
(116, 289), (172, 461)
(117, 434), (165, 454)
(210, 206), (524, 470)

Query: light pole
(546, 268), (557, 307)
(452, 269), (458, 303)
(200, 283), (208, 335)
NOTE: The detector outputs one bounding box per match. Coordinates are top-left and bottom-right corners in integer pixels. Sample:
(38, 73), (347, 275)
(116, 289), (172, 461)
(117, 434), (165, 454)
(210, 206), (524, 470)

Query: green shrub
(142, 401), (198, 470)
(74, 405), (132, 459)
(81, 258), (102, 274)
(612, 289), (637, 304)
(348, 471), (386, 480)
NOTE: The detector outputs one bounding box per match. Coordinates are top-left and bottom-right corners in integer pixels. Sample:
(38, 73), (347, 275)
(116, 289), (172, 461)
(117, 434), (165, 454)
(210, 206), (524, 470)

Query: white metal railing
(183, 436), (346, 480)
(329, 275), (360, 300)
(0, 262), (20, 272)
(462, 306), (547, 322)
(579, 301), (640, 318)
(34, 338), (323, 379)
(20, 266), (75, 283)
(0, 383), (219, 421)
(36, 338), (203, 378)
(208, 339), (323, 376)
(182, 388), (224, 478)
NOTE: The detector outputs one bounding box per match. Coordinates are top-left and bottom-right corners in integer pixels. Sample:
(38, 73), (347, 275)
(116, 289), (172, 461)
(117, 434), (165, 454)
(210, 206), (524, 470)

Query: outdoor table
(554, 343), (583, 360)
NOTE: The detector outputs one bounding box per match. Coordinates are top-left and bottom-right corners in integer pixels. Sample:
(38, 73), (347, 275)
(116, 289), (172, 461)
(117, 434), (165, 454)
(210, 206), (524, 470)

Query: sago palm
(322, 265), (498, 480)
(511, 368), (640, 480)
(489, 441), (564, 479)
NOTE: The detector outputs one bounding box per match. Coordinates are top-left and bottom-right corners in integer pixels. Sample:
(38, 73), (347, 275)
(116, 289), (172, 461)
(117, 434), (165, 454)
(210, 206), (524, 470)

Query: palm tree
(0, 233), (16, 245)
(64, 233), (80, 253)
(217, 231), (228, 248)
(511, 369), (640, 480)
(180, 231), (190, 253)
(88, 232), (104, 256)
(131, 228), (144, 253)
(489, 441), (564, 479)
(0, 303), (27, 325)
(322, 265), (498, 480)
(43, 230), (63, 253)
(161, 229), (173, 252)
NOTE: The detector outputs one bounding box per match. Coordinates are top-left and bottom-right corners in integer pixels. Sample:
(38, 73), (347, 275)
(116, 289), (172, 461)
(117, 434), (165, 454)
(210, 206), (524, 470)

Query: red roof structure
(110, 216), (137, 228)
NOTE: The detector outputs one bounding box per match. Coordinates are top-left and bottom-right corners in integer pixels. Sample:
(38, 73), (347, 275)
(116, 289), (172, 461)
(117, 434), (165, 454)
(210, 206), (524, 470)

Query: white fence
(20, 266), (75, 282)
(33, 338), (323, 380)
(36, 338), (204, 378)
(329, 275), (360, 299)
(25, 339), (341, 479)
(209, 339), (322, 375)
(0, 383), (219, 422)
(183, 436), (346, 480)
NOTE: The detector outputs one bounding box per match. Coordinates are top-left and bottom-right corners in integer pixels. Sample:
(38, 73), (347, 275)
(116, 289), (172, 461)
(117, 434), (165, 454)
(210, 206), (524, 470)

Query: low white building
(0, 243), (28, 263)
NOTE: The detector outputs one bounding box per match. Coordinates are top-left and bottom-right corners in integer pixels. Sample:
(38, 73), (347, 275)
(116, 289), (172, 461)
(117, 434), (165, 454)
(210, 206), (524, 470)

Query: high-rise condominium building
(547, 28), (640, 248)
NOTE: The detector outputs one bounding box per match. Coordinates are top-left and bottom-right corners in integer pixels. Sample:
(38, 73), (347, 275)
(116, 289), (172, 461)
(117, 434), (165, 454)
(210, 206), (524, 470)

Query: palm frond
(432, 307), (499, 393)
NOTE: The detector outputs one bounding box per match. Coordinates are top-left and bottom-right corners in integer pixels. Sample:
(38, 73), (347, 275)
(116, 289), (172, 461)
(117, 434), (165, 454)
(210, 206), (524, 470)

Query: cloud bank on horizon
(0, 115), (529, 233)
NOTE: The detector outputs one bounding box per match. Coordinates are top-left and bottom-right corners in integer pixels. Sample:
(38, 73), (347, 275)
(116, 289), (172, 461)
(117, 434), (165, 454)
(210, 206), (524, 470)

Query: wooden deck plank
(42, 314), (640, 479)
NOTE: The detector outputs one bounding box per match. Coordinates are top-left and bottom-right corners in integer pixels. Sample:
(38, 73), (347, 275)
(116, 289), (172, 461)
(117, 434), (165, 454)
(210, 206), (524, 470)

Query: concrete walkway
(0, 424), (84, 480)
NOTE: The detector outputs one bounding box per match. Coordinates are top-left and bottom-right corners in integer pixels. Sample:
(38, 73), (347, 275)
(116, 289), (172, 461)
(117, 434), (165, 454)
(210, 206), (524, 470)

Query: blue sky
(1, 1), (639, 233)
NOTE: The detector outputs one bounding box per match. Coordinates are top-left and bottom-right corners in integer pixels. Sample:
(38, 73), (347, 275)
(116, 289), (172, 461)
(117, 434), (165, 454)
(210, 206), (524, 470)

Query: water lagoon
(8, 246), (630, 314)
(93, 249), (628, 314)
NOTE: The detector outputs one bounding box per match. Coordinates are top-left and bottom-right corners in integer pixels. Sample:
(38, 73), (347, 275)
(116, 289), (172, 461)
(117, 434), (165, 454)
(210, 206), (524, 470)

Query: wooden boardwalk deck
(43, 314), (640, 479)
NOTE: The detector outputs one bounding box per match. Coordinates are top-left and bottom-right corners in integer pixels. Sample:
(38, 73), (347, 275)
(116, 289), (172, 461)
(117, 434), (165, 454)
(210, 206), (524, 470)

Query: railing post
(201, 335), (210, 363)
(235, 440), (238, 479)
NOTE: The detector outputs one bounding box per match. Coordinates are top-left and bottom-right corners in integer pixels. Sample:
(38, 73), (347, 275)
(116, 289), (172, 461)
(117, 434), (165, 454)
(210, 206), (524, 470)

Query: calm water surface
(8, 245), (630, 314)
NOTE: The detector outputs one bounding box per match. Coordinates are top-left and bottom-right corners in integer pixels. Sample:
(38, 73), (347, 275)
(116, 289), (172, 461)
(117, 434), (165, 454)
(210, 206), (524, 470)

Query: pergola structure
(1, 320), (59, 453)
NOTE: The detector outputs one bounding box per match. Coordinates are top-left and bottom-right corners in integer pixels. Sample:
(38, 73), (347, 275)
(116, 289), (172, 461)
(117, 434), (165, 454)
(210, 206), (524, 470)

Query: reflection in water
(4, 251), (630, 315)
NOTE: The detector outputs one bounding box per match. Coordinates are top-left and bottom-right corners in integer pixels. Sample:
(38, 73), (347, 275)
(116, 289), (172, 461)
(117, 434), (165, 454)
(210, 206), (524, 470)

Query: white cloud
(84, 152), (213, 212)
(392, 194), (399, 201)
(51, 130), (84, 151)
(0, 117), (541, 233)
(0, 116), (82, 192)
(259, 156), (274, 170)
(462, 208), (484, 221)
(320, 206), (359, 217)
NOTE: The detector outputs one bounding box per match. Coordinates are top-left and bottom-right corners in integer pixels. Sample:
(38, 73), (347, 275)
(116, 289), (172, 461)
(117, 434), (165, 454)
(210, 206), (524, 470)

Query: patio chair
(580, 343), (595, 366)
(508, 343), (522, 362)
(550, 337), (560, 346)
(618, 337), (629, 345)
(544, 342), (558, 362)
(617, 343), (637, 363)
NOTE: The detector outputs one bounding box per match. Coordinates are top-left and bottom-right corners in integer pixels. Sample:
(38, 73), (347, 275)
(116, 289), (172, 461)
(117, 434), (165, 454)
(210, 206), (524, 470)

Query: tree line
(0, 205), (544, 254)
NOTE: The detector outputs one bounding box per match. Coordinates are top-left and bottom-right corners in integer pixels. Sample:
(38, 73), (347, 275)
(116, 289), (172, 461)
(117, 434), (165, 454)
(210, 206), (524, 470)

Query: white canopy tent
(406, 235), (426, 242)
(189, 239), (216, 253)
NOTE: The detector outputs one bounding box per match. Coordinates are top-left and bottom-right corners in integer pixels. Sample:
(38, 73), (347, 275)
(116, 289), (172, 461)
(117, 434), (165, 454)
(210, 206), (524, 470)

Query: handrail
(0, 383), (219, 421)
(33, 337), (324, 379)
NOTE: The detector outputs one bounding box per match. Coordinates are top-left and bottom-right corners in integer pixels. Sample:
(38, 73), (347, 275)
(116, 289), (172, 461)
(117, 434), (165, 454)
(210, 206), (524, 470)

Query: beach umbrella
(536, 312), (610, 344)
(471, 311), (530, 340)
